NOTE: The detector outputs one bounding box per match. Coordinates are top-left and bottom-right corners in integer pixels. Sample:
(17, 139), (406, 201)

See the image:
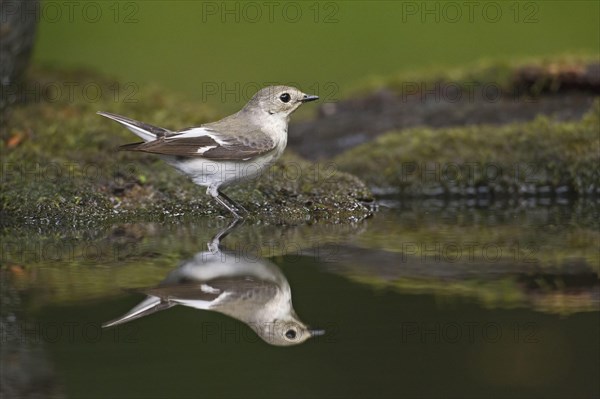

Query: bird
(102, 220), (325, 346)
(98, 86), (319, 219)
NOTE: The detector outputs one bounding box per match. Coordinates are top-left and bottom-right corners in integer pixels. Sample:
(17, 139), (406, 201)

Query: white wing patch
(174, 127), (228, 145)
(174, 299), (213, 310)
(175, 292), (230, 310)
(196, 146), (217, 154)
(200, 284), (221, 294)
(205, 131), (229, 146)
(173, 127), (212, 138)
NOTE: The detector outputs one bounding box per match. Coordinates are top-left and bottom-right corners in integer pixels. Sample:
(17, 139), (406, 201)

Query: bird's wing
(142, 282), (223, 302)
(97, 111), (172, 142)
(206, 277), (280, 307)
(144, 278), (278, 305)
(120, 127), (275, 161)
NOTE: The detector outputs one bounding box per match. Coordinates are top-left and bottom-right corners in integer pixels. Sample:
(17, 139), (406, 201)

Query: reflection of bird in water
(103, 220), (324, 346)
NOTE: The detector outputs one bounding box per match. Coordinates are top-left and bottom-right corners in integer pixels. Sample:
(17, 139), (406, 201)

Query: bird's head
(244, 85), (319, 118)
(252, 318), (325, 347)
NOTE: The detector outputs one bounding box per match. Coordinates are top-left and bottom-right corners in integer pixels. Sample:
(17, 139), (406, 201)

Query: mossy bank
(334, 102), (600, 197)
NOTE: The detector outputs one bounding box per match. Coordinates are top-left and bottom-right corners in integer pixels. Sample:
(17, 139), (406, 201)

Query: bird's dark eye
(279, 93), (291, 103)
(285, 329), (297, 339)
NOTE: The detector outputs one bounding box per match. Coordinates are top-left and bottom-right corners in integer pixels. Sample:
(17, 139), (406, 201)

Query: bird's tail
(118, 142), (145, 152)
(102, 296), (176, 328)
(97, 111), (170, 142)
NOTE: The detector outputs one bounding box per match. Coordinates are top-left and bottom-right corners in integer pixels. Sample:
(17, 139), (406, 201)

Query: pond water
(2, 200), (599, 398)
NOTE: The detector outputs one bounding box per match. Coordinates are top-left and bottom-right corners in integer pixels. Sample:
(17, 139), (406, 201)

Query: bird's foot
(218, 191), (249, 216)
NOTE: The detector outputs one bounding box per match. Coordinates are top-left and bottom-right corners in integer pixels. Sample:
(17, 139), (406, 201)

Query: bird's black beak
(300, 94), (319, 103)
(309, 329), (325, 337)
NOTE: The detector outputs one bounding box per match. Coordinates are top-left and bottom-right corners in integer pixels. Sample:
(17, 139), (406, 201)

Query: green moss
(347, 274), (597, 316)
(355, 211), (599, 274)
(1, 67), (373, 228)
(349, 53), (600, 97)
(334, 101), (600, 195)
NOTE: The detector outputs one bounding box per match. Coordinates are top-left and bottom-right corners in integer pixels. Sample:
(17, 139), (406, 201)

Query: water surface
(2, 200), (599, 398)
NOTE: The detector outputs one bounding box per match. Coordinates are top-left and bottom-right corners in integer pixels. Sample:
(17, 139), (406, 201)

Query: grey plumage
(102, 221), (324, 346)
(98, 86), (318, 218)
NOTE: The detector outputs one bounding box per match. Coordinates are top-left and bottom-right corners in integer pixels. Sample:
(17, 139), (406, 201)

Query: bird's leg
(214, 195), (243, 220)
(208, 186), (243, 220)
(208, 218), (243, 253)
(218, 190), (248, 215)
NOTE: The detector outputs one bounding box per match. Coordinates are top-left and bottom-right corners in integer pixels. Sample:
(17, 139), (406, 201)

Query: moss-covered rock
(290, 56), (599, 159)
(0, 67), (374, 228)
(334, 102), (600, 196)
(350, 54), (600, 96)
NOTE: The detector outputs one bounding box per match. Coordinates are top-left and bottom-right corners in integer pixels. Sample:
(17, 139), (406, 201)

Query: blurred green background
(33, 0), (600, 108)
